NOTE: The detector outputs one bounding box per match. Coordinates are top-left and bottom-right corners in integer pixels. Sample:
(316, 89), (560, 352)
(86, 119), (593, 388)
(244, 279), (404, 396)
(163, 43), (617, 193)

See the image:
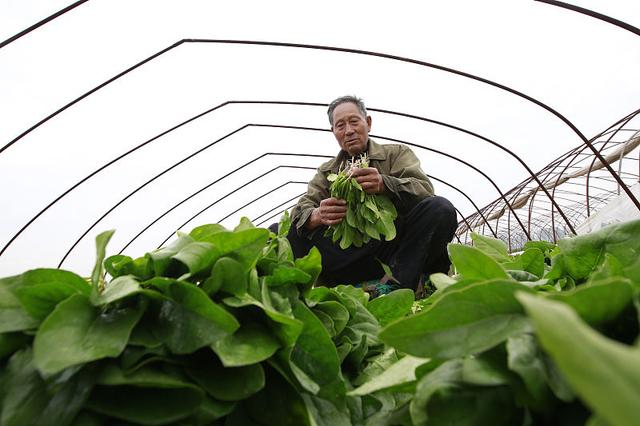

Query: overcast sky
(1, 0), (639, 276)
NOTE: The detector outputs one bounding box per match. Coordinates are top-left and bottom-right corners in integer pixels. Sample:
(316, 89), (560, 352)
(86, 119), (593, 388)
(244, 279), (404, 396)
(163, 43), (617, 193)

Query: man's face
(331, 102), (372, 156)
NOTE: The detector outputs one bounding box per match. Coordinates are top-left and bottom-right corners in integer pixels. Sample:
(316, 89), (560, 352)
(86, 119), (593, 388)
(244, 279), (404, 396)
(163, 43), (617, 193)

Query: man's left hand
(350, 167), (384, 194)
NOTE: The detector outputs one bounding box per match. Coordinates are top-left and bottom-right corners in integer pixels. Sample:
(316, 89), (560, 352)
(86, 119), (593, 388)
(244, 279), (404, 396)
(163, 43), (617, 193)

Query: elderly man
(287, 95), (457, 295)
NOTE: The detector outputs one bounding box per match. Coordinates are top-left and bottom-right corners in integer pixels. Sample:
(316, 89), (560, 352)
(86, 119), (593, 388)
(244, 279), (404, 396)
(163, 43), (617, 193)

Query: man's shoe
(354, 276), (400, 299)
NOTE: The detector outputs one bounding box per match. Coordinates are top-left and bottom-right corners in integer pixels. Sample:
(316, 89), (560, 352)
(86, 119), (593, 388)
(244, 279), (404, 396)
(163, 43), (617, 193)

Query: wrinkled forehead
(332, 102), (366, 123)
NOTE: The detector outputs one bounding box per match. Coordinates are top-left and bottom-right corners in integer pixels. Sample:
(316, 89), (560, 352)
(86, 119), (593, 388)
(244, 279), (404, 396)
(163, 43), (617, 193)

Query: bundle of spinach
(325, 154), (397, 249)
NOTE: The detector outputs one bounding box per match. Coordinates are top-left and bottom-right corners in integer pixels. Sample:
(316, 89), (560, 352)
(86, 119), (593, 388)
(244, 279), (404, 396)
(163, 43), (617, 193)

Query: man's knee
(422, 195), (455, 213)
(268, 222), (279, 234)
(414, 196), (457, 227)
(396, 196), (457, 245)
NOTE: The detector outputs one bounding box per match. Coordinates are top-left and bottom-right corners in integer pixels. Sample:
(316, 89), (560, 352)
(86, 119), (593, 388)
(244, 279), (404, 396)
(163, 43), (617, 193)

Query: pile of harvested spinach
(1, 215), (639, 425)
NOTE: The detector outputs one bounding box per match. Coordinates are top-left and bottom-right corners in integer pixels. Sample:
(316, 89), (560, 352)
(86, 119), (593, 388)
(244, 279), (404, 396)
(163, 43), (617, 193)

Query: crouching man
(287, 95), (457, 295)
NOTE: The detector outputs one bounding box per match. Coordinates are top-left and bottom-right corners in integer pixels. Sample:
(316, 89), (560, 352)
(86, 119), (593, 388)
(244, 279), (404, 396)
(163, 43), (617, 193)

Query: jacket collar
(367, 139), (386, 161)
(318, 138), (386, 172)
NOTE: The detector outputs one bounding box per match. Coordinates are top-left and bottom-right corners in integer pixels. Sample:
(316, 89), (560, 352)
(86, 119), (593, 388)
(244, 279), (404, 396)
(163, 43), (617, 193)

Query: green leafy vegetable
(91, 230), (114, 294)
(212, 322), (281, 367)
(349, 354), (430, 396)
(185, 354), (265, 401)
(149, 279), (239, 354)
(517, 292), (640, 426)
(546, 219), (640, 282)
(10, 269), (90, 321)
(366, 288), (414, 326)
(87, 363), (205, 425)
(471, 231), (511, 262)
(1, 349), (97, 426)
(447, 244), (510, 281)
(33, 294), (143, 375)
(325, 154), (398, 249)
(380, 280), (533, 359)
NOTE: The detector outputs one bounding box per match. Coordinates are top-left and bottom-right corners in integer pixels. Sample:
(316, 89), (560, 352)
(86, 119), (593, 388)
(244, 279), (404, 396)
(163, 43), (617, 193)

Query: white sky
(1, 0), (639, 276)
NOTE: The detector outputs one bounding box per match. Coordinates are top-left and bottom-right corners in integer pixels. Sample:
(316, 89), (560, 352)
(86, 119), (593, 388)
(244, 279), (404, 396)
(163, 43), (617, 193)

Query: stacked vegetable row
(0, 214), (398, 425)
(0, 216), (639, 425)
(377, 220), (640, 426)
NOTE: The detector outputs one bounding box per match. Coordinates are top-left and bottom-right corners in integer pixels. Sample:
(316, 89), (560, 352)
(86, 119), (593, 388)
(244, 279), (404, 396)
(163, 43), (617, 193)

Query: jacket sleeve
(290, 168), (331, 236)
(380, 145), (434, 212)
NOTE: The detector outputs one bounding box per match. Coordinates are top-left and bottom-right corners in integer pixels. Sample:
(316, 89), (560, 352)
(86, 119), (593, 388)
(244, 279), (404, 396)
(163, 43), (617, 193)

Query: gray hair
(327, 95), (368, 126)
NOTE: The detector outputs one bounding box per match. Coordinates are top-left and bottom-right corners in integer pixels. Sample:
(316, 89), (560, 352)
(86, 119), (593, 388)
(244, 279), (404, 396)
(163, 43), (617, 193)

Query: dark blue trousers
(284, 196), (458, 290)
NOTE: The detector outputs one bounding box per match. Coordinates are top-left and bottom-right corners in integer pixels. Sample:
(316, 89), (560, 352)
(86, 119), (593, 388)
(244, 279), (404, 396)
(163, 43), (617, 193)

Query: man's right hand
(306, 198), (347, 230)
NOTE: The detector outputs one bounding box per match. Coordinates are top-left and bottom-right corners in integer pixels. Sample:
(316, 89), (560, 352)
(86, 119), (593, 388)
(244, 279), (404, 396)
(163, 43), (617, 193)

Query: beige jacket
(291, 139), (434, 235)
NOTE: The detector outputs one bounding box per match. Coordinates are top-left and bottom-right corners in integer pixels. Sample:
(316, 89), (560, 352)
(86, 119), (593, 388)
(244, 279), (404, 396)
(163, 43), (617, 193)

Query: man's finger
(322, 205), (347, 213)
(325, 216), (344, 223)
(330, 204), (347, 209)
(322, 216), (344, 225)
(352, 167), (375, 176)
(355, 176), (371, 185)
(330, 209), (347, 216)
(322, 197), (346, 206)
